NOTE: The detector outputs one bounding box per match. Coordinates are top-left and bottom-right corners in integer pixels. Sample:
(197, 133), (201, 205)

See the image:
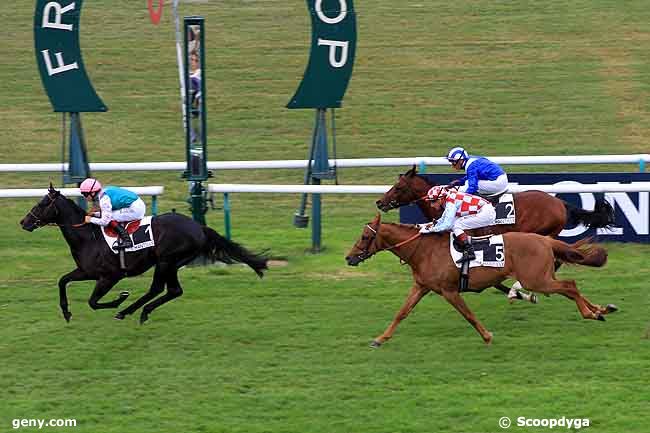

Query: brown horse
(345, 214), (617, 346)
(375, 166), (616, 302)
(376, 166), (616, 237)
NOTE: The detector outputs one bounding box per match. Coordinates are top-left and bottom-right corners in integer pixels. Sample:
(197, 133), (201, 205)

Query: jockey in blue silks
(447, 146), (509, 198)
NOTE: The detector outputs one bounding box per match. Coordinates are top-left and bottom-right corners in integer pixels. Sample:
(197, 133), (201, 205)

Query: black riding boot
(455, 233), (476, 263)
(111, 222), (133, 249)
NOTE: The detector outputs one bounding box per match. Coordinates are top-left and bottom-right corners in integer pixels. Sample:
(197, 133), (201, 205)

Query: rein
(29, 193), (87, 229)
(389, 194), (429, 209)
(364, 224), (422, 265)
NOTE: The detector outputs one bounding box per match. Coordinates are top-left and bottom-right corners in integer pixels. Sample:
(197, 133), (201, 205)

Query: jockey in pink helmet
(419, 185), (496, 262)
(79, 178), (146, 249)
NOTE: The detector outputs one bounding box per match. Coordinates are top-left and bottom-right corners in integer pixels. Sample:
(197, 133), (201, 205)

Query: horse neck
(411, 177), (440, 220)
(377, 223), (419, 250)
(55, 198), (95, 248)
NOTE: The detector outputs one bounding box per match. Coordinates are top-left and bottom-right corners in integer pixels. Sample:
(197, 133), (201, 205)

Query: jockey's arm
(451, 176), (466, 187)
(463, 165), (479, 195)
(430, 201), (460, 232)
(89, 195), (113, 226)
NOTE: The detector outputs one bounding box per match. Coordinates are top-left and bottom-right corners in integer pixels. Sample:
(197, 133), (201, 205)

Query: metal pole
(61, 112), (66, 187)
(190, 181), (206, 225)
(311, 178), (321, 252)
(294, 110), (320, 227)
(223, 192), (232, 240)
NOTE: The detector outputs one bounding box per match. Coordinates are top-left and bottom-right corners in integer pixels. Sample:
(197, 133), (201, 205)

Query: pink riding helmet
(79, 178), (102, 194)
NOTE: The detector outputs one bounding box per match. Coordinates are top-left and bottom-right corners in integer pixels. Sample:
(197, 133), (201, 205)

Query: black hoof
(596, 314), (606, 322)
(369, 340), (382, 348)
(63, 312), (72, 323)
(114, 312), (125, 320)
(530, 294), (538, 304)
(606, 304), (618, 313)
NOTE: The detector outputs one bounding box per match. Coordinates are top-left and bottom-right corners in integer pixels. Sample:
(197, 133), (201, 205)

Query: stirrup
(456, 249), (475, 264)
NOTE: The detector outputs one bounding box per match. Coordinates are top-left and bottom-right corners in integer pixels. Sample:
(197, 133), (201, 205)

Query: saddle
(102, 220), (141, 238)
(479, 192), (505, 206)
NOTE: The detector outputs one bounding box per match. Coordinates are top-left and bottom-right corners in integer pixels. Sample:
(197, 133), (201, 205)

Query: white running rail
(2, 154), (649, 172)
(208, 183), (650, 194)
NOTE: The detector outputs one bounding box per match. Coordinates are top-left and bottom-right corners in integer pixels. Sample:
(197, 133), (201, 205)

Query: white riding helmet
(447, 146), (469, 163)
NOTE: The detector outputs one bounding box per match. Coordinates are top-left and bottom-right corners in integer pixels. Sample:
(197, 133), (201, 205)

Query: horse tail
(549, 237), (607, 267)
(564, 199), (617, 230)
(201, 226), (268, 277)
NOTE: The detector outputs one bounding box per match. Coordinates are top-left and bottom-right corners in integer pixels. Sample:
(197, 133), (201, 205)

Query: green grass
(1, 1), (650, 432)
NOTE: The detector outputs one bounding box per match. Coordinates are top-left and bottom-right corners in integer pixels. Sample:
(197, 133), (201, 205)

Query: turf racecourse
(2, 1), (650, 432)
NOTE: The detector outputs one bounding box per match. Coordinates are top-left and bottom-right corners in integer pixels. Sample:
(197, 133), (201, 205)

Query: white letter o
(315, 0), (347, 24)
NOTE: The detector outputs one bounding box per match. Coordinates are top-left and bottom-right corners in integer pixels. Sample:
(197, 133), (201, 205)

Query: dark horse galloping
(20, 185), (268, 324)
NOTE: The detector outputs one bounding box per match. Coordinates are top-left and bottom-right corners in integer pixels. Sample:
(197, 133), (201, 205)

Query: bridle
(355, 223), (422, 265)
(27, 192), (86, 229)
(28, 193), (60, 228)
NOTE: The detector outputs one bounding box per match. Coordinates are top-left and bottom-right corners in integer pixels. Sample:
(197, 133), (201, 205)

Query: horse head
(346, 213), (382, 266)
(376, 165), (432, 212)
(20, 183), (64, 231)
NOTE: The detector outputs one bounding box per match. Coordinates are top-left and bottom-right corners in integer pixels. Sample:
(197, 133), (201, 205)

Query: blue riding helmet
(447, 146), (469, 163)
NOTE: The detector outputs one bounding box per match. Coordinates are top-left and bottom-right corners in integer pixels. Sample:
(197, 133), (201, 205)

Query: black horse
(20, 185), (268, 324)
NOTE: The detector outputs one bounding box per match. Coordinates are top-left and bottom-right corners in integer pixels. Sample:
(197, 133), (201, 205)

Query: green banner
(34, 0), (107, 112)
(287, 0), (357, 109)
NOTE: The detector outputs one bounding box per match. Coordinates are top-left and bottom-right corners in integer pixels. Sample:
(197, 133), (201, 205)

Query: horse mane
(414, 174), (435, 187)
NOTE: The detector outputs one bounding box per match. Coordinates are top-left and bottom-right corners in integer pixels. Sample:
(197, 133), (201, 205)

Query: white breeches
(452, 205), (496, 237)
(112, 198), (146, 222)
(461, 173), (509, 196)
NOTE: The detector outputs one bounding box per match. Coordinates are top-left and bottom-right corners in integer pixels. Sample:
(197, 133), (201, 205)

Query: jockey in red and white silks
(419, 186), (496, 260)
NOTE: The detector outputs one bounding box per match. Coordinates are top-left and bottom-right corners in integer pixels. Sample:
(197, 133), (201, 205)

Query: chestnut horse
(345, 214), (617, 346)
(375, 166), (616, 301)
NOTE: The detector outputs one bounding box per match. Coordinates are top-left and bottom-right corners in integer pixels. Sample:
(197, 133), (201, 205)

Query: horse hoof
(596, 314), (606, 322)
(119, 291), (130, 298)
(370, 340), (382, 349)
(484, 332), (494, 345)
(605, 304), (618, 313)
(63, 312), (72, 323)
(530, 294), (538, 304)
(139, 313), (149, 325)
(114, 312), (125, 320)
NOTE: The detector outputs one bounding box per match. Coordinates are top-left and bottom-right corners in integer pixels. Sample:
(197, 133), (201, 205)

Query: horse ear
(373, 212), (382, 224)
(406, 165), (417, 177)
(48, 182), (59, 195)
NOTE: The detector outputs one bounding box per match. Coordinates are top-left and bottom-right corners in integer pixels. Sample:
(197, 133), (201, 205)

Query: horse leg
(493, 282), (537, 304)
(576, 290), (618, 317)
(371, 284), (427, 348)
(139, 265), (184, 325)
(114, 262), (167, 320)
(441, 288), (493, 344)
(58, 268), (91, 322)
(527, 278), (604, 320)
(507, 281), (538, 304)
(88, 277), (128, 310)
